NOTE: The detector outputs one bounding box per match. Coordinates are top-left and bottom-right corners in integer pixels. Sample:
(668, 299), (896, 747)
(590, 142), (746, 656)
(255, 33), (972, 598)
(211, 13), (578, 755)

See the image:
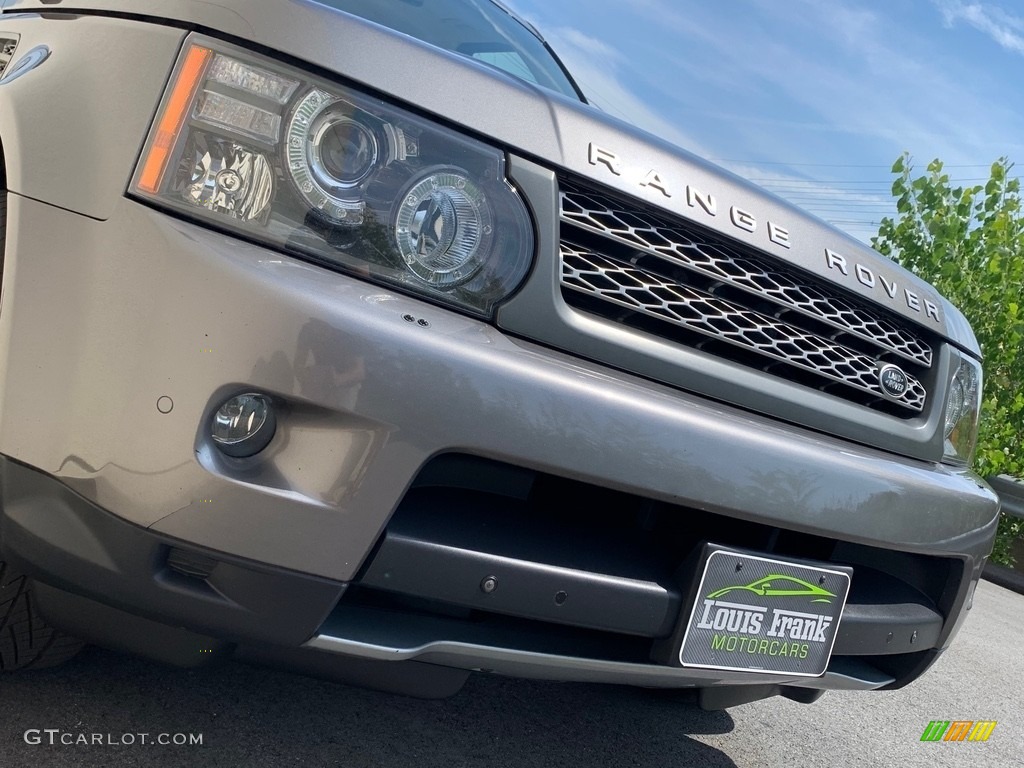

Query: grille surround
(557, 180), (935, 417)
(562, 244), (927, 412)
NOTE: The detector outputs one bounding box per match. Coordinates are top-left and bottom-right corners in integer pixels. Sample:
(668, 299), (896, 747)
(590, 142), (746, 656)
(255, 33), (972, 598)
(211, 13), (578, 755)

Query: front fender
(0, 13), (182, 220)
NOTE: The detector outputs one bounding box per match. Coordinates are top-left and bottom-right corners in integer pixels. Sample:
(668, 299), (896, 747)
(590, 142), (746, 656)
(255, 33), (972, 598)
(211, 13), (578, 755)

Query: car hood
(1, 0), (977, 351)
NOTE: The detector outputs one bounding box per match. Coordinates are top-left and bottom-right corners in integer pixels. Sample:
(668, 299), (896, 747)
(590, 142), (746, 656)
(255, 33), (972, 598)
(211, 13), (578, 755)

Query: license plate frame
(677, 547), (851, 677)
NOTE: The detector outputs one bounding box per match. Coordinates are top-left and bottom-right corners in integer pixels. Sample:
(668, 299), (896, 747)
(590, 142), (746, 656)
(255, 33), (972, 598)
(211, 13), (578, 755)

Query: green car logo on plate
(707, 574), (836, 603)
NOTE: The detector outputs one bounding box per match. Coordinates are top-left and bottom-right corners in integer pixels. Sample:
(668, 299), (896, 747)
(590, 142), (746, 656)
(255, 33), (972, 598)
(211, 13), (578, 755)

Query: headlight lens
(131, 38), (534, 316)
(943, 355), (982, 464)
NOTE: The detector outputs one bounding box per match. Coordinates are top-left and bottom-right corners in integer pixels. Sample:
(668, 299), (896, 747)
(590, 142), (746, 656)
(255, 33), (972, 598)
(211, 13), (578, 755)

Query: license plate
(678, 548), (851, 677)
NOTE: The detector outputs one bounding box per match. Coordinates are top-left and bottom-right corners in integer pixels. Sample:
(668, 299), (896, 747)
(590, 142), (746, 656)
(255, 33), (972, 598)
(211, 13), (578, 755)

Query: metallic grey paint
(0, 14), (181, 220)
(0, 4), (999, 693)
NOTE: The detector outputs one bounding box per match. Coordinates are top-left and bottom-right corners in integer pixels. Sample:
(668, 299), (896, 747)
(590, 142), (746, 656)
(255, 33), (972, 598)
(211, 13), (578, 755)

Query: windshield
(312, 0), (583, 100)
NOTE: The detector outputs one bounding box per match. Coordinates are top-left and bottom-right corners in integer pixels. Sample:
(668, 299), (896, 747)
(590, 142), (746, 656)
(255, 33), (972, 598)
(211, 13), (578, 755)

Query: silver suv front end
(0, 1), (998, 704)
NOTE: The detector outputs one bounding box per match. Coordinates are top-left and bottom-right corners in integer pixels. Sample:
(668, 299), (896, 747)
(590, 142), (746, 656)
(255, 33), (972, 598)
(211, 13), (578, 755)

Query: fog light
(211, 393), (276, 457)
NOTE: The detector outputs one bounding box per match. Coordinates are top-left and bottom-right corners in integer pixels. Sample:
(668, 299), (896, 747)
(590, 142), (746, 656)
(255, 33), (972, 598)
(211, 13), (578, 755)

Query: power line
(772, 199), (894, 205)
(714, 160), (1007, 169)
(796, 208), (895, 213)
(751, 177), (1016, 185)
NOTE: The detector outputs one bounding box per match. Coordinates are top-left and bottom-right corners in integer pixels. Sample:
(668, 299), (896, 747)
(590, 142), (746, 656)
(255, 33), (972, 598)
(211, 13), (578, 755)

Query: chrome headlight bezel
(130, 35), (535, 318)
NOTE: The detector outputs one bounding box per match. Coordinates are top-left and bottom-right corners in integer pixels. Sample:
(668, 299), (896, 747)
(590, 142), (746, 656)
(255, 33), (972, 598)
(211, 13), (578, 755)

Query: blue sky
(503, 0), (1024, 243)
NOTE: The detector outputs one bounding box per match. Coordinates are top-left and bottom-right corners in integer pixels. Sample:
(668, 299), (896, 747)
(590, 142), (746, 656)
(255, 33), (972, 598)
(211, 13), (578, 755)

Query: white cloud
(501, 0), (1024, 241)
(934, 1), (1024, 54)
(503, 1), (708, 151)
(556, 27), (623, 64)
(525, 23), (717, 156)
(624, 0), (1024, 166)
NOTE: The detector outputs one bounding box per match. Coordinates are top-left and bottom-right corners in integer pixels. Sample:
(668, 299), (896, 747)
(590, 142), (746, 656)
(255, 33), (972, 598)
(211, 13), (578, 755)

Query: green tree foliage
(872, 155), (1024, 565)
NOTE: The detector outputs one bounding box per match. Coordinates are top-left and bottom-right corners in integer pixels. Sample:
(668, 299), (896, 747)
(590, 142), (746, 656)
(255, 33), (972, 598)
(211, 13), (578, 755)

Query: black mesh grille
(558, 179), (935, 416)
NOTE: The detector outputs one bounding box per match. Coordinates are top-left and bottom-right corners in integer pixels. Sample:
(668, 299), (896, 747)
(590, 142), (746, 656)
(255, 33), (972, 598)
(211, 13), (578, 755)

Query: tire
(0, 560), (84, 671)
(0, 188), (82, 672)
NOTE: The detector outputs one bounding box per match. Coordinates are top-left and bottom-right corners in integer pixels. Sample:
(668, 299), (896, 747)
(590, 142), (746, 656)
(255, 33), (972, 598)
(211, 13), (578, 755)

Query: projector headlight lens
(313, 114), (379, 188)
(132, 36), (534, 317)
(395, 169), (493, 288)
(285, 89), (386, 225)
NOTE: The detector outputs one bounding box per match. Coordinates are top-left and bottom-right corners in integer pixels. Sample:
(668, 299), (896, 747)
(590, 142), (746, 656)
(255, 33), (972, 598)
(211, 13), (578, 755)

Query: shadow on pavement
(0, 646), (739, 767)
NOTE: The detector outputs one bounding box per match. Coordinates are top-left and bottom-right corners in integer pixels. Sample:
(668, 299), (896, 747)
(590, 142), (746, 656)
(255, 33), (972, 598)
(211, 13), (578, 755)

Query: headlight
(131, 37), (534, 316)
(942, 355), (982, 464)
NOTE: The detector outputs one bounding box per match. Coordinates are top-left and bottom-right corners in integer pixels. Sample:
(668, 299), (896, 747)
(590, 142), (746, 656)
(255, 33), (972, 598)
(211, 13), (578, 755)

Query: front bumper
(0, 11), (999, 695)
(0, 188), (999, 692)
(0, 192), (999, 577)
(0, 445), (992, 695)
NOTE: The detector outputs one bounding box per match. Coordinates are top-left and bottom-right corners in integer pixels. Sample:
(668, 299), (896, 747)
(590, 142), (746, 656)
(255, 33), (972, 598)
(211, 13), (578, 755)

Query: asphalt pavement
(0, 580), (1019, 767)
